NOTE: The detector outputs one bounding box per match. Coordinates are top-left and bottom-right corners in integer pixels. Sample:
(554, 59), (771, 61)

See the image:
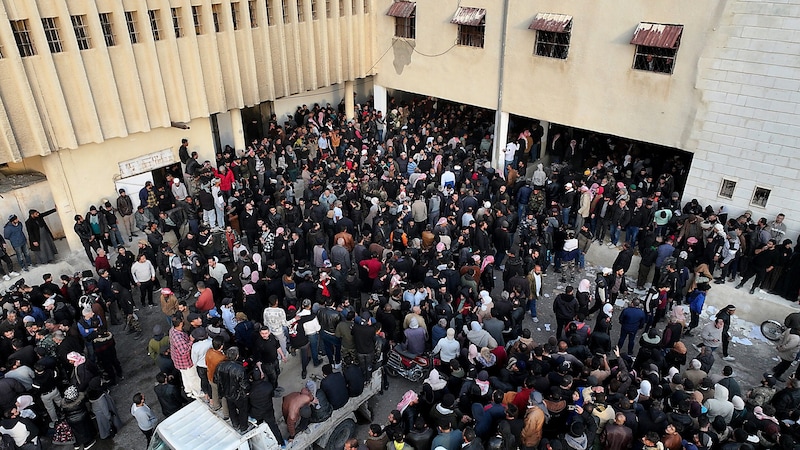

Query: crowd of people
(0, 96), (798, 450)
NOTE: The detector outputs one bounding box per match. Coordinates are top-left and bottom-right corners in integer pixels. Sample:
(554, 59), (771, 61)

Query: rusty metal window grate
(633, 45), (677, 74)
(395, 17), (414, 39)
(535, 30), (569, 59)
(457, 24), (484, 48)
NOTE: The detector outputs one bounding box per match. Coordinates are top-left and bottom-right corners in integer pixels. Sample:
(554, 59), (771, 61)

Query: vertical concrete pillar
(492, 111), (510, 173)
(230, 108), (247, 156)
(373, 84), (388, 115)
(344, 80), (355, 120)
(40, 153), (80, 251)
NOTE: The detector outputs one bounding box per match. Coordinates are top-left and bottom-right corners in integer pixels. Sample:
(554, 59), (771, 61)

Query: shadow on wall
(393, 39), (414, 75)
(0, 175), (64, 239)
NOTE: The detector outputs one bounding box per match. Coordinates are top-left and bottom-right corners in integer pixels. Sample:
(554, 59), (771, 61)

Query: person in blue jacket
(617, 299), (647, 354)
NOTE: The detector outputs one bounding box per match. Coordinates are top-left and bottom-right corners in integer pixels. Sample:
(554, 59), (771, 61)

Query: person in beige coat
(771, 328), (800, 381)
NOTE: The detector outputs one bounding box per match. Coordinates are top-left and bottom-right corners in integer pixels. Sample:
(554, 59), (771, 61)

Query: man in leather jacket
(317, 298), (342, 368)
(214, 346), (251, 433)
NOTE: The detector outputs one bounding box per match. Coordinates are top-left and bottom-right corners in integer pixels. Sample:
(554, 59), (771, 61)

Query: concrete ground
(31, 229), (799, 449)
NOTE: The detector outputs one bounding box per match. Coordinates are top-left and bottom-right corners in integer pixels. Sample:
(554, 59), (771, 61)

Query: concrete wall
(0, 179), (65, 239)
(682, 0), (800, 241)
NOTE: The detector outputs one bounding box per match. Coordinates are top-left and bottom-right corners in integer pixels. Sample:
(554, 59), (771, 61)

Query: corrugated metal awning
(386, 1), (416, 18)
(450, 6), (486, 26)
(528, 13), (573, 33)
(630, 22), (683, 49)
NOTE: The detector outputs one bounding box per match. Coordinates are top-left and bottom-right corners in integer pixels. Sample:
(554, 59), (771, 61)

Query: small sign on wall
(118, 148), (176, 178)
(750, 186), (771, 208)
(718, 178), (737, 200)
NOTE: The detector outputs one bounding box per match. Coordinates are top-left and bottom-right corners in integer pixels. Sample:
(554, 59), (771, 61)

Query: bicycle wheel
(761, 320), (784, 341)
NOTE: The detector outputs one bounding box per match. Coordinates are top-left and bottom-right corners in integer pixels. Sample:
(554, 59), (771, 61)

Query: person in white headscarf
(465, 321), (497, 349)
(423, 369), (447, 392)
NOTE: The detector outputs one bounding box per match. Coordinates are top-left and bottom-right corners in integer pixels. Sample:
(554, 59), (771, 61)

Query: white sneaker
(722, 356), (736, 361)
(607, 243), (616, 248)
(532, 317), (539, 323)
(2, 275), (9, 281)
(9, 271), (19, 277)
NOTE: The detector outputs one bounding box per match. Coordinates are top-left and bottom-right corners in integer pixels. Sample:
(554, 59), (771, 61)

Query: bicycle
(761, 319), (786, 341)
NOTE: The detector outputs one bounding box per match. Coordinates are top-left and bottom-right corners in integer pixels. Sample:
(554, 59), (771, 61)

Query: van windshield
(147, 433), (171, 450)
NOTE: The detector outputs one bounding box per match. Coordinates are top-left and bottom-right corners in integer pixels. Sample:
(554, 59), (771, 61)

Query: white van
(147, 368), (381, 450)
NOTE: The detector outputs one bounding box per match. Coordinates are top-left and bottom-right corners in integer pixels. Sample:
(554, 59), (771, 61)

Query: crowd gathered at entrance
(0, 97), (799, 449)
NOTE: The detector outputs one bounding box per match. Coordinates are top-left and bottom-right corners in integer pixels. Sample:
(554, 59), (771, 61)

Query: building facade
(0, 0), (798, 251)
(373, 0), (800, 239)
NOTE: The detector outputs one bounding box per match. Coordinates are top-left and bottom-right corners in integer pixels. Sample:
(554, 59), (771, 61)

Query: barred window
(297, 0), (305, 22)
(351, 0), (357, 15)
(534, 31), (570, 59)
(249, 0), (259, 27)
(395, 17), (414, 39)
(71, 15), (92, 50)
(231, 2), (241, 30)
(212, 4), (222, 32)
(10, 20), (35, 56)
(192, 6), (203, 35)
(633, 46), (677, 74)
(148, 10), (162, 41)
(363, 0), (369, 14)
(282, 0), (289, 22)
(171, 8), (183, 38)
(311, 0), (318, 20)
(125, 11), (139, 43)
(630, 23), (682, 75)
(41, 17), (63, 53)
(339, 0), (345, 16)
(99, 13), (116, 46)
(326, 0), (331, 18)
(266, 0), (274, 25)
(457, 25), (484, 48)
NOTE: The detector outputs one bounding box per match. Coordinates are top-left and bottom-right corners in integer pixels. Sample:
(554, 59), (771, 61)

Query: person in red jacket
(214, 165), (235, 199)
(195, 280), (214, 312)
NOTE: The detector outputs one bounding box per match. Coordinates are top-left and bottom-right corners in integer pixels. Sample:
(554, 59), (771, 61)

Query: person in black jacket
(74, 214), (98, 264)
(342, 361), (365, 397)
(249, 367), (284, 443)
(351, 311), (376, 380)
(553, 286), (578, 341)
(214, 346), (251, 433)
(320, 364), (349, 409)
(153, 372), (187, 418)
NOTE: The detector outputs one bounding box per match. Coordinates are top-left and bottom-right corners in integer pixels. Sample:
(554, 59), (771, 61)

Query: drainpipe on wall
(491, 0), (511, 173)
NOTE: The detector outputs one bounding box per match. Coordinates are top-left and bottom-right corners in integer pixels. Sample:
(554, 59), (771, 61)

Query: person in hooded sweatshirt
(432, 328), (461, 369)
(562, 420), (589, 450)
(704, 383), (733, 424)
(403, 318), (427, 355)
(465, 321), (498, 349)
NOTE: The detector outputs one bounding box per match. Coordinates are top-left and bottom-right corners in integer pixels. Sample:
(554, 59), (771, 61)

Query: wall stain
(392, 39), (414, 75)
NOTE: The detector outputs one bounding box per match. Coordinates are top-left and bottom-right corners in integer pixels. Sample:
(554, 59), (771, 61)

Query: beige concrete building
(0, 0), (800, 251)
(0, 0), (377, 249)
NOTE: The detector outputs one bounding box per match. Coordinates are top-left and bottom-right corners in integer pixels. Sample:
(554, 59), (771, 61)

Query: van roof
(155, 400), (267, 450)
